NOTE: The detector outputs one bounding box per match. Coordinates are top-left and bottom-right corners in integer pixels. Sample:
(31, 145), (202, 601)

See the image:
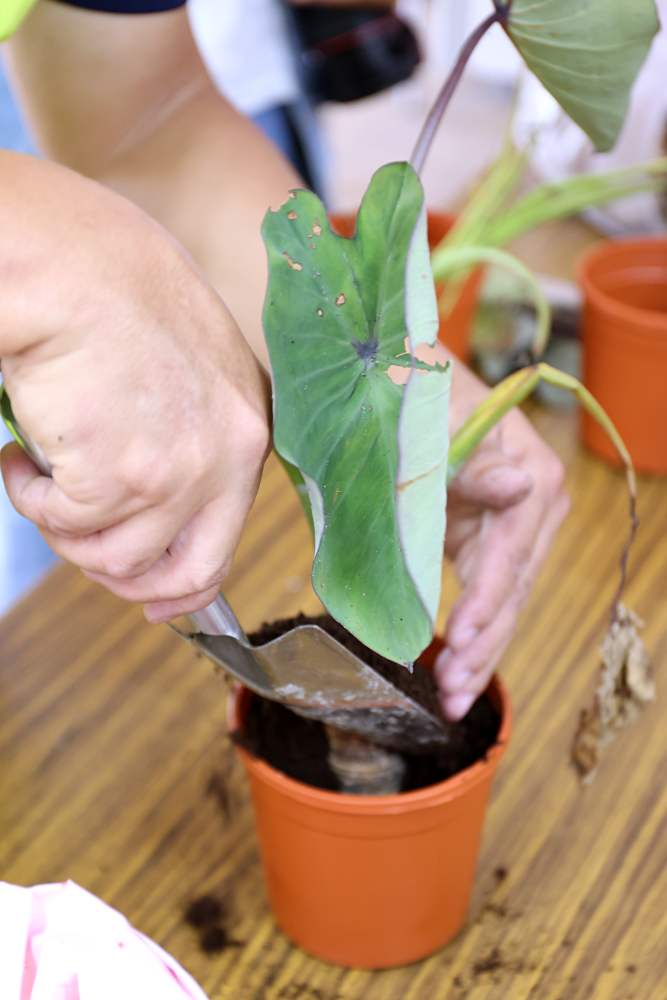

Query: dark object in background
(289, 4), (421, 104)
(183, 892), (245, 955)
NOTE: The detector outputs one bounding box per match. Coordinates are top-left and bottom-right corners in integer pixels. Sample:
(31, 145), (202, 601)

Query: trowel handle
(1, 386), (52, 477)
(189, 593), (248, 643)
(1, 385), (247, 643)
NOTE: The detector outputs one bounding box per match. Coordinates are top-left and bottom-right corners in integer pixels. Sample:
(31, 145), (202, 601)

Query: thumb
(449, 447), (533, 510)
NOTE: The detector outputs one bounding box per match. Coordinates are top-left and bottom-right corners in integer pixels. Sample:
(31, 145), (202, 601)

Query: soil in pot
(236, 613), (500, 794)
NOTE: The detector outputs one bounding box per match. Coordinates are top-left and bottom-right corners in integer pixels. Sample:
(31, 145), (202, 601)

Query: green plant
(432, 141), (667, 318)
(262, 0), (659, 669)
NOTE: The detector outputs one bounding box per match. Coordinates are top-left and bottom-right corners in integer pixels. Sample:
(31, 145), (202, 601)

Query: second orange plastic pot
(578, 238), (667, 475)
(330, 211), (480, 362)
(230, 641), (511, 969)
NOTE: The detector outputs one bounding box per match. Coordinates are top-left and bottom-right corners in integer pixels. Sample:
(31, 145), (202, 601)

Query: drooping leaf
(430, 243), (552, 356)
(262, 163), (450, 664)
(504, 0), (660, 152)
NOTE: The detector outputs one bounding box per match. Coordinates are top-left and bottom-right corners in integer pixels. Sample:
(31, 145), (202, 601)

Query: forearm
(98, 84), (299, 370)
(0, 149), (249, 380)
(5, 4), (299, 370)
(0, 151), (124, 359)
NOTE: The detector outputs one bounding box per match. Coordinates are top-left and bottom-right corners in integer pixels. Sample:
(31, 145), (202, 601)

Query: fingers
(449, 448), (533, 511)
(1, 443), (125, 536)
(436, 490), (570, 718)
(82, 492), (249, 605)
(446, 500), (538, 654)
(437, 600), (519, 720)
(143, 587), (223, 624)
(446, 448), (566, 652)
(39, 504), (178, 579)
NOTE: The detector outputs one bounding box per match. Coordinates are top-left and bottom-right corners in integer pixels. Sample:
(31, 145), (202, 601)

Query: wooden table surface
(2, 401), (667, 1000)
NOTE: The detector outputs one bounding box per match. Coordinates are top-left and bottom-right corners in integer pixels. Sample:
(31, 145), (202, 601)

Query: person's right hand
(1, 155), (270, 622)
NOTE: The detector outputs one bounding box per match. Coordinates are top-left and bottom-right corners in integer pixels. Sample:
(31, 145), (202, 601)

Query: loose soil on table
(235, 613), (501, 794)
(183, 893), (244, 955)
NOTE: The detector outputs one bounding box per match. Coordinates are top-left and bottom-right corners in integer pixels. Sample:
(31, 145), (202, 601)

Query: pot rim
(330, 208), (455, 224)
(229, 674), (511, 816)
(578, 237), (667, 332)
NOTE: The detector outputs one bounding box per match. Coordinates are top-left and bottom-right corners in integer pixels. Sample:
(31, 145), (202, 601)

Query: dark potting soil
(184, 894), (223, 929)
(183, 893), (244, 955)
(236, 613), (501, 794)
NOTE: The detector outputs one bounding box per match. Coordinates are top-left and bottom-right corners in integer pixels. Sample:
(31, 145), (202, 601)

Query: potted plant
(221, 0), (660, 970)
(578, 236), (667, 475)
(431, 139), (667, 361)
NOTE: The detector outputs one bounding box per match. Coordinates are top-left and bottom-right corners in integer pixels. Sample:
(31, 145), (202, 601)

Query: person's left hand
(434, 357), (570, 720)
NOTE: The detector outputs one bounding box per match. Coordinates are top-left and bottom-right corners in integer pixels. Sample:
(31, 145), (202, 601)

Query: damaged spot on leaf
(336, 293), (346, 306)
(312, 222), (322, 236)
(397, 464), (441, 493)
(287, 210), (297, 221)
(572, 605), (655, 783)
(283, 252), (303, 272)
(316, 308), (324, 317)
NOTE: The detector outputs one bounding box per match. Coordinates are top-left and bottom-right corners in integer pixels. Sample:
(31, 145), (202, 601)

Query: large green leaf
(262, 163), (450, 664)
(504, 0), (660, 152)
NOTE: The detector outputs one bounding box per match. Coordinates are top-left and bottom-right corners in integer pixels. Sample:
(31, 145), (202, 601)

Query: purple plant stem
(410, 4), (511, 177)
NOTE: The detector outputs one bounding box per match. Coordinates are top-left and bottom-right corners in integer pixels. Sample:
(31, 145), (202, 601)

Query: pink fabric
(0, 881), (209, 1000)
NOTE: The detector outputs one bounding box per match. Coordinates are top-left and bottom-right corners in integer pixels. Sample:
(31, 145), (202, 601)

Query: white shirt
(188, 0), (299, 116)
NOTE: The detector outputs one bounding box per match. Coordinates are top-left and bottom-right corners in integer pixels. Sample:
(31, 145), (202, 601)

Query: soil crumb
(184, 895), (223, 929)
(184, 894), (243, 955)
(237, 614), (501, 793)
(200, 926), (229, 954)
(206, 771), (230, 820)
(494, 865), (508, 884)
(572, 606), (655, 782)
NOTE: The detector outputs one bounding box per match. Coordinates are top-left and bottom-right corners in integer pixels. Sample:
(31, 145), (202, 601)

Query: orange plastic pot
(330, 212), (480, 363)
(230, 641), (511, 969)
(578, 238), (667, 475)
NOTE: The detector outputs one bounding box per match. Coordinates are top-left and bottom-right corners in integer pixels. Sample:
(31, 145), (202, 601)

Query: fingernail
(450, 624), (479, 650)
(437, 661), (472, 695)
(442, 674), (472, 696)
(441, 691), (475, 721)
(434, 649), (451, 675)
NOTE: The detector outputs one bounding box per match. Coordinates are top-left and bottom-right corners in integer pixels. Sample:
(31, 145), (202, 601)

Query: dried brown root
(572, 605), (655, 783)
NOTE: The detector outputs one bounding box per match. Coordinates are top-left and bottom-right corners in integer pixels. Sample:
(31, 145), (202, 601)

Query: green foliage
(262, 163), (450, 664)
(260, 0), (653, 665)
(504, 0), (660, 152)
(438, 143), (667, 258)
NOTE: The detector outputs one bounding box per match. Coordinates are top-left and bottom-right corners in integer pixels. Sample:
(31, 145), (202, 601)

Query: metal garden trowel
(185, 596), (448, 752)
(1, 387), (449, 753)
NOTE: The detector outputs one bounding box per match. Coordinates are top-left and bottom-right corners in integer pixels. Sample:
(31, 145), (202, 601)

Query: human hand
(434, 357), (570, 720)
(1, 162), (270, 622)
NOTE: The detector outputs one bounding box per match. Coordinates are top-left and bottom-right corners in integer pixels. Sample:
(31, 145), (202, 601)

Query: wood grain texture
(2, 412), (666, 1000)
